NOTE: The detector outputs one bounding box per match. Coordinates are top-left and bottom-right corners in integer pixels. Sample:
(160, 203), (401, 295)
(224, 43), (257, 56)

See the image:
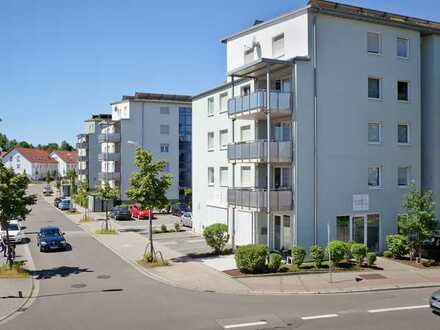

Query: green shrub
(268, 253), (282, 273)
(327, 240), (348, 264)
(291, 246), (306, 268)
(203, 223), (230, 255)
(386, 234), (409, 259)
(421, 258), (435, 267)
(345, 241), (355, 259)
(174, 223), (181, 232)
(234, 244), (268, 274)
(310, 244), (325, 268)
(367, 252), (377, 267)
(383, 250), (393, 258)
(160, 224), (168, 233)
(351, 243), (368, 267)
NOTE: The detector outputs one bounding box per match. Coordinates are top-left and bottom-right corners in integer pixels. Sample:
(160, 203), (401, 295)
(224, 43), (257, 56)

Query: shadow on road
(28, 266), (93, 280)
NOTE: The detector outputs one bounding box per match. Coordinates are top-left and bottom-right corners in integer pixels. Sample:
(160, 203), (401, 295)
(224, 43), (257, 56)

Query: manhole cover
(97, 275), (111, 279)
(71, 283), (87, 289)
(360, 273), (387, 280)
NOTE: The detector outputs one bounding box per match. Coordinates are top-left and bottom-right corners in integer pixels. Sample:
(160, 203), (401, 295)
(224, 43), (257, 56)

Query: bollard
(18, 290), (23, 298)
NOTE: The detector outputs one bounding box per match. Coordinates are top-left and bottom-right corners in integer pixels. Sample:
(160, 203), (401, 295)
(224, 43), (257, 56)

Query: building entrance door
(274, 215), (281, 250)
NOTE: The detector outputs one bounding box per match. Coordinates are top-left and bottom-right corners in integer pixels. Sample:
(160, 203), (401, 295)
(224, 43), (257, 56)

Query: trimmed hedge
(203, 223), (230, 255)
(351, 243), (368, 266)
(268, 253), (282, 273)
(235, 244), (268, 274)
(310, 244), (325, 268)
(383, 250), (392, 258)
(327, 240), (348, 264)
(292, 246), (306, 268)
(386, 234), (409, 259)
(367, 252), (377, 267)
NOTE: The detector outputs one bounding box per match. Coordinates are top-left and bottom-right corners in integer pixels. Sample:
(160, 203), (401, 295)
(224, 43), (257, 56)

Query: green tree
(65, 169), (77, 197)
(0, 163), (36, 268)
(95, 182), (119, 231)
(60, 140), (74, 151)
(45, 171), (53, 186)
(399, 182), (437, 260)
(55, 176), (62, 197)
(73, 179), (89, 221)
(203, 223), (229, 255)
(0, 133), (8, 152)
(127, 148), (172, 260)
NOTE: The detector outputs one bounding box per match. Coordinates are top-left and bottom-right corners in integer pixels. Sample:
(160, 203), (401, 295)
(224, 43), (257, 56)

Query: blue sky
(0, 0), (438, 145)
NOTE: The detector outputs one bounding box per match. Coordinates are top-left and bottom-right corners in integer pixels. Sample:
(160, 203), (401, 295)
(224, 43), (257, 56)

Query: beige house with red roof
(2, 147), (58, 180)
(50, 150), (78, 177)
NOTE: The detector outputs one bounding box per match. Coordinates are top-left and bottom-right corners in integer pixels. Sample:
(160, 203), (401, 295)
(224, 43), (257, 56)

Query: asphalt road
(3, 185), (440, 330)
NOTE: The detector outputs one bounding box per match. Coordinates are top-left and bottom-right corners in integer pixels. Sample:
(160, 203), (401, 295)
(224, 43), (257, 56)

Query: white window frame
(219, 129), (228, 150)
(368, 77), (382, 100)
(208, 167), (215, 186)
(160, 124), (169, 135)
(207, 97), (214, 117)
(272, 33), (285, 58)
(219, 166), (228, 187)
(367, 31), (381, 55)
(397, 37), (409, 59)
(240, 166), (252, 187)
(368, 122), (383, 145)
(368, 166), (383, 189)
(397, 123), (410, 145)
(397, 80), (410, 102)
(207, 132), (215, 151)
(219, 92), (228, 113)
(160, 143), (169, 153)
(397, 166), (410, 188)
(160, 107), (170, 115)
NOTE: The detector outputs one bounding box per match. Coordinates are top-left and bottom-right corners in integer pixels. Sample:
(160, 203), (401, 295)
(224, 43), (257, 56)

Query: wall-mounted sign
(353, 194), (369, 212)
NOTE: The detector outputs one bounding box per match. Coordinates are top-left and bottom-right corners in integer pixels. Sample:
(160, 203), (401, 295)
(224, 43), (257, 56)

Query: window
(219, 167), (228, 186)
(398, 124), (409, 144)
(160, 144), (169, 153)
(336, 216), (350, 242)
(240, 166), (252, 187)
(397, 81), (409, 101)
(160, 107), (170, 115)
(208, 167), (214, 186)
(368, 122), (382, 144)
(274, 167), (290, 189)
(398, 166), (410, 187)
(160, 125), (169, 135)
(240, 125), (251, 142)
(207, 97), (214, 116)
(207, 132), (214, 151)
(272, 34), (285, 58)
(367, 32), (381, 54)
(219, 92), (228, 113)
(368, 78), (381, 99)
(244, 48), (254, 64)
(368, 166), (382, 188)
(397, 37), (409, 58)
(219, 129), (228, 149)
(241, 85), (251, 96)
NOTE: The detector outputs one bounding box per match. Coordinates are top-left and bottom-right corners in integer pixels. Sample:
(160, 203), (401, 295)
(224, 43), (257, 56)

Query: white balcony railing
(228, 188), (293, 211)
(98, 133), (121, 143)
(227, 140), (292, 163)
(98, 153), (121, 162)
(228, 91), (291, 117)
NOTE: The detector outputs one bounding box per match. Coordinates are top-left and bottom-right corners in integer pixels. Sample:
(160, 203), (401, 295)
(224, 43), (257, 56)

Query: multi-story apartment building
(77, 114), (112, 190)
(99, 92), (192, 201)
(193, 0), (440, 252)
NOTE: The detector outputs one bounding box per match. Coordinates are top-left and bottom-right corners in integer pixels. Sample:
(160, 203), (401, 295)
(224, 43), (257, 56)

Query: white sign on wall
(353, 194), (369, 212)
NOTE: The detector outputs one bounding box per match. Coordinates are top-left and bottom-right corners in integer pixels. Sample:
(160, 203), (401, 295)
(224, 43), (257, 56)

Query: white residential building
(2, 147), (58, 180)
(99, 93), (192, 201)
(50, 150), (78, 177)
(193, 0), (440, 252)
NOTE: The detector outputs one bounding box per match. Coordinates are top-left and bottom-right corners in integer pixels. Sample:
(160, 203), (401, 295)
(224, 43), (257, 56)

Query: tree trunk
(149, 211), (154, 259)
(105, 202), (109, 231)
(5, 227), (13, 269)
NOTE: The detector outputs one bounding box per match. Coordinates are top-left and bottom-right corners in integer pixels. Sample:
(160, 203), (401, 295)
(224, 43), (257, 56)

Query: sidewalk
(44, 194), (440, 295)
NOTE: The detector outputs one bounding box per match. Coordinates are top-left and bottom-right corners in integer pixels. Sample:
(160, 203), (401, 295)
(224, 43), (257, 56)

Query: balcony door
(274, 167), (290, 189)
(274, 214), (291, 251)
(274, 121), (291, 141)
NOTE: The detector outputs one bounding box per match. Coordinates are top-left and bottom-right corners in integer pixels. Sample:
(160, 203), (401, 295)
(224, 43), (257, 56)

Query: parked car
(171, 203), (190, 217)
(430, 289), (440, 314)
(58, 199), (71, 211)
(43, 186), (53, 196)
(37, 226), (69, 252)
(180, 212), (192, 228)
(53, 197), (62, 207)
(130, 205), (153, 220)
(111, 206), (131, 220)
(0, 220), (23, 244)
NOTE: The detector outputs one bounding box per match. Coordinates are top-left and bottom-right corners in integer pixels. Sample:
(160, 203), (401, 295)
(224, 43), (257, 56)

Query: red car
(130, 205), (153, 220)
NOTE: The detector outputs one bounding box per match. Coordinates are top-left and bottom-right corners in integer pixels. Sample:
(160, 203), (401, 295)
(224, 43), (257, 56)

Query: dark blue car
(37, 226), (69, 252)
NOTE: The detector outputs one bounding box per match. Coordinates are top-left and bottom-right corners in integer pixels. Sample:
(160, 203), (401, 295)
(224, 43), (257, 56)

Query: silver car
(180, 212), (192, 228)
(430, 290), (440, 313)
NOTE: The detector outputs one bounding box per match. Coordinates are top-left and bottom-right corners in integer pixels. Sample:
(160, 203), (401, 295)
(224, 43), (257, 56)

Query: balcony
(228, 91), (291, 120)
(98, 172), (120, 181)
(78, 169), (87, 175)
(227, 140), (292, 163)
(78, 155), (87, 162)
(228, 188), (293, 212)
(98, 133), (121, 143)
(76, 142), (88, 149)
(98, 153), (120, 162)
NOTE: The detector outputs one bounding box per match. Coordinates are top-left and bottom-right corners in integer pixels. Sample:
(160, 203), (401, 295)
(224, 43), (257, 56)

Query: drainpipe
(266, 66), (272, 249)
(231, 76), (236, 250)
(313, 15), (318, 245)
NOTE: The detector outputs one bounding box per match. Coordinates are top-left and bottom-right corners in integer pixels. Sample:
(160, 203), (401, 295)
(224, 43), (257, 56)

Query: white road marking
(223, 320), (268, 329)
(301, 314), (339, 320)
(368, 305), (429, 313)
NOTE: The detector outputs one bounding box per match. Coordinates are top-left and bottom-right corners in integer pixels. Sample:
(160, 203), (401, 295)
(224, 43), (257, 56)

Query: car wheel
(40, 246), (44, 252)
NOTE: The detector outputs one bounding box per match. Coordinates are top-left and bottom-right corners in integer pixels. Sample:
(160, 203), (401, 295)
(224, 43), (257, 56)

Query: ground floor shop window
(335, 214), (380, 251)
(336, 216), (350, 241)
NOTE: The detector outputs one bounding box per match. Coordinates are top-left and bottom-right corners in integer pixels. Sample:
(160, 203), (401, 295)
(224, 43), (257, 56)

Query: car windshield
(119, 207), (129, 212)
(183, 212), (192, 217)
(41, 228), (60, 236)
(8, 224), (19, 231)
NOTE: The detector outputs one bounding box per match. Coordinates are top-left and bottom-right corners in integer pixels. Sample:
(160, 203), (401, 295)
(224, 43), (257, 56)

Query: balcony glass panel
(228, 188), (292, 211)
(227, 140), (292, 163)
(228, 91), (291, 117)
